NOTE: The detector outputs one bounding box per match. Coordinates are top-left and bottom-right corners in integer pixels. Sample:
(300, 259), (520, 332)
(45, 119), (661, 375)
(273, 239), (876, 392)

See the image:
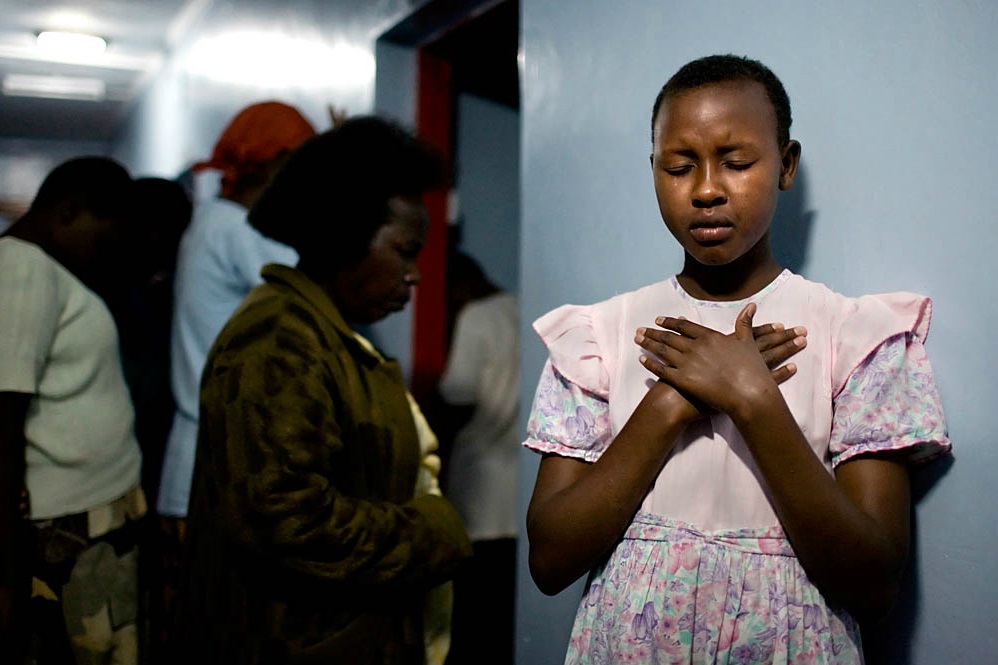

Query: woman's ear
(779, 140), (802, 191)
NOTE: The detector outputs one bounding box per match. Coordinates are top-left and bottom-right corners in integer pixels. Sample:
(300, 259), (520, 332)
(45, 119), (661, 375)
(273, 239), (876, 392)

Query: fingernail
(794, 337), (806, 347)
(772, 323), (784, 331)
(655, 317), (665, 325)
(635, 328), (646, 342)
(639, 355), (648, 364)
(786, 362), (797, 373)
(794, 326), (807, 336)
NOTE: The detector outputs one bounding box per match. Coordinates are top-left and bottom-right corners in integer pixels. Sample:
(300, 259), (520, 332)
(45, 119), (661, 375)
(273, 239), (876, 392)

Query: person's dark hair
(29, 156), (133, 221)
(132, 177), (192, 241)
(249, 115), (448, 274)
(446, 251), (488, 285)
(651, 54), (792, 147)
(129, 177), (193, 275)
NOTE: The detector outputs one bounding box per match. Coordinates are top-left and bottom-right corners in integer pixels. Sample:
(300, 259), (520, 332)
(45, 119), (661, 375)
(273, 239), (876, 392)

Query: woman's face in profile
(330, 196), (429, 325)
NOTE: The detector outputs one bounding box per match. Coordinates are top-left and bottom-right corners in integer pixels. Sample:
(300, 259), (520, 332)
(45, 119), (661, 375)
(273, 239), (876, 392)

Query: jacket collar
(260, 263), (385, 365)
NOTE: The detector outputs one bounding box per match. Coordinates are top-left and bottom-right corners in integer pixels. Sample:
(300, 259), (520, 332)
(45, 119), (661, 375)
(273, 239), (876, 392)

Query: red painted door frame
(410, 50), (453, 402)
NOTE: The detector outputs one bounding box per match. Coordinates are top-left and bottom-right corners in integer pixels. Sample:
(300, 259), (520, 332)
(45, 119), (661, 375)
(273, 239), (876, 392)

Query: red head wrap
(192, 101), (316, 197)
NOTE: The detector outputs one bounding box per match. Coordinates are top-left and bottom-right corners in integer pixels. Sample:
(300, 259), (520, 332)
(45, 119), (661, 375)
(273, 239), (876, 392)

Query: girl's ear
(779, 140), (802, 191)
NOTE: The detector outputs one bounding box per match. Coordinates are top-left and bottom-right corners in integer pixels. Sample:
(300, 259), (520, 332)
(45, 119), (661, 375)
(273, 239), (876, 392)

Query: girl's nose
(692, 165), (726, 208)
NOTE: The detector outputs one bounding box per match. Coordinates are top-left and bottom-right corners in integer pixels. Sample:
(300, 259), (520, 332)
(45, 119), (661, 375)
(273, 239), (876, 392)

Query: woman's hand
(635, 304), (806, 419)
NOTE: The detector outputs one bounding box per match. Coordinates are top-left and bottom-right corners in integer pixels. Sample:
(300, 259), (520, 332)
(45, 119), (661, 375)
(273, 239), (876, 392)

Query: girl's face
(329, 196), (428, 324)
(651, 80), (799, 269)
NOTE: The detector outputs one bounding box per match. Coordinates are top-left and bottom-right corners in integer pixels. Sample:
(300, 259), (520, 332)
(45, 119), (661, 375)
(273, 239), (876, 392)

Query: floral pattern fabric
(566, 513), (860, 665)
(525, 334), (950, 468)
(830, 333), (950, 466)
(523, 333), (950, 664)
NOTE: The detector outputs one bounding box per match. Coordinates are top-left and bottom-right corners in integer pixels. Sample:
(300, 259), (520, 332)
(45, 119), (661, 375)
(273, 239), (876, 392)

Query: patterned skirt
(565, 512), (862, 664)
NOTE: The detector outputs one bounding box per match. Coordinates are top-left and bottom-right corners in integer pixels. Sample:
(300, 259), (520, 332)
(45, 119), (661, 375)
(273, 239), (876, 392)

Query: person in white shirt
(437, 252), (519, 665)
(0, 157), (145, 663)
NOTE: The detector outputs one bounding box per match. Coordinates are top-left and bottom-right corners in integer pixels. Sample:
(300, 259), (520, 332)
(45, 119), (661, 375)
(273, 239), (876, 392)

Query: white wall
(517, 2), (998, 663)
(111, 0), (419, 369)
(112, 0), (411, 178)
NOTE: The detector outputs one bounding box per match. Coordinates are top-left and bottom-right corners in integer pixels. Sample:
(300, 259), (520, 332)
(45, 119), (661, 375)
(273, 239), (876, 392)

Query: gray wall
(456, 93), (521, 293)
(516, 1), (998, 663)
(371, 39), (419, 377)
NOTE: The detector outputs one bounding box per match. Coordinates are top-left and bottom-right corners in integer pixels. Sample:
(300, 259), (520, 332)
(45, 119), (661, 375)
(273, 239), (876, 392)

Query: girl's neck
(677, 245), (783, 302)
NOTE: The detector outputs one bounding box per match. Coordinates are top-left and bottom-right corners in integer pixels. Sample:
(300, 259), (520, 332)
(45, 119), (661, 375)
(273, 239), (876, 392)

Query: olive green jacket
(181, 264), (471, 664)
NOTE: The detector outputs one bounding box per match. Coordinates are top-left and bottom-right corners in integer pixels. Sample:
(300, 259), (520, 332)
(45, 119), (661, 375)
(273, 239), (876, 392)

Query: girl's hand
(636, 303), (804, 418)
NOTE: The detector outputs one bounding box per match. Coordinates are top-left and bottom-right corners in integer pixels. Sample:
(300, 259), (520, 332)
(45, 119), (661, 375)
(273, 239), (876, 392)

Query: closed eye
(662, 165), (693, 176)
(724, 161), (755, 171)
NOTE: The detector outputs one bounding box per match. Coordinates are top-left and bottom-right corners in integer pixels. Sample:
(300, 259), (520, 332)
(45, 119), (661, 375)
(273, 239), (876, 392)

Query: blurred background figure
(99, 176), (193, 661)
(0, 157), (145, 664)
(178, 116), (471, 664)
(436, 252), (519, 665)
(157, 101), (316, 524)
(107, 177), (193, 503)
(153, 99), (315, 660)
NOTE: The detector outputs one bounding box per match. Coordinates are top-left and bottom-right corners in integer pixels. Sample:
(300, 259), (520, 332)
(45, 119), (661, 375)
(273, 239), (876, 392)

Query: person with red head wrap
(191, 101), (317, 201)
(149, 101), (319, 657)
(158, 101), (317, 521)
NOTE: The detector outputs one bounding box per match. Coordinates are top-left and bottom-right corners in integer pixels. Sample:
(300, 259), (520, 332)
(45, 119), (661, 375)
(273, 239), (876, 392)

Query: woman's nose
(405, 263), (421, 286)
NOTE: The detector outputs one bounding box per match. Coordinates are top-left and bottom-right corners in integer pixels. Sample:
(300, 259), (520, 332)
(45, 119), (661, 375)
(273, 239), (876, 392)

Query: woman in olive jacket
(179, 117), (472, 665)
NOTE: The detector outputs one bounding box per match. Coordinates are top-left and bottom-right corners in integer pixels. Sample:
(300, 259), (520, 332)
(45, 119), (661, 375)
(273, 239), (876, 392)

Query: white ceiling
(0, 0), (207, 141)
(0, 0), (417, 143)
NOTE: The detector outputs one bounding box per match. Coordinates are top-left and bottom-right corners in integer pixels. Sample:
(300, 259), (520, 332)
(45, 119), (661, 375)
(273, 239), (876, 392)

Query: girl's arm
(527, 323), (806, 595)
(733, 394), (909, 621)
(527, 382), (696, 595)
(641, 303), (909, 620)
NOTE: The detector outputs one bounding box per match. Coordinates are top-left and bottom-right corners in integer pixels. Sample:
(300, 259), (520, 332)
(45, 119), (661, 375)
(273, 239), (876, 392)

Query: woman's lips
(689, 223), (734, 244)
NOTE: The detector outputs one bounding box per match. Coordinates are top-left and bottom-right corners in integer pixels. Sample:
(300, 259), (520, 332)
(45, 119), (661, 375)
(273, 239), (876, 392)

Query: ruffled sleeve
(830, 292), (932, 397)
(522, 361), (612, 462)
(531, 303), (611, 398)
(830, 331), (951, 467)
(523, 303), (615, 461)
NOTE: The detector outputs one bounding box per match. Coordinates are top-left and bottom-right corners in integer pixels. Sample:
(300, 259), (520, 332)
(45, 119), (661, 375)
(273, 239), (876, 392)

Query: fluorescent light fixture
(36, 30), (107, 59)
(3, 74), (106, 101)
(185, 31), (375, 89)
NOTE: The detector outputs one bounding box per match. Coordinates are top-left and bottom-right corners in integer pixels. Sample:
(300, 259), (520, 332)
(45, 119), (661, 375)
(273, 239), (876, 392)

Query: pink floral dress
(524, 271), (950, 664)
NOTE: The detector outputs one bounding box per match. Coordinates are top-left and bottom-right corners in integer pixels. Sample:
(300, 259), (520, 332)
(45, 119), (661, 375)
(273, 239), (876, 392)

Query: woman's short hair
(249, 115), (447, 274)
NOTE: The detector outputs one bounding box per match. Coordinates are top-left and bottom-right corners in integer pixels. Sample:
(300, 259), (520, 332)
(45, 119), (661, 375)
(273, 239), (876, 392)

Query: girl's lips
(689, 224), (734, 243)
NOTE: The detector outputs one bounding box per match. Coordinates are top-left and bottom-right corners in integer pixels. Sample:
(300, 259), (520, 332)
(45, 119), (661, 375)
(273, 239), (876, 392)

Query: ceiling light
(185, 31), (374, 89)
(3, 74), (106, 101)
(36, 31), (107, 59)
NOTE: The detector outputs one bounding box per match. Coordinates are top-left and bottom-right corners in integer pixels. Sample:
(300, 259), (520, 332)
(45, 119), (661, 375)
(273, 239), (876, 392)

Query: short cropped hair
(249, 116), (447, 274)
(651, 54), (792, 147)
(30, 156), (133, 221)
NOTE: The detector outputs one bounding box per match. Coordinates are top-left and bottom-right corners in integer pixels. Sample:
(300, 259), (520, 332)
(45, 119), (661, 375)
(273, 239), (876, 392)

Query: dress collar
(669, 269), (793, 309)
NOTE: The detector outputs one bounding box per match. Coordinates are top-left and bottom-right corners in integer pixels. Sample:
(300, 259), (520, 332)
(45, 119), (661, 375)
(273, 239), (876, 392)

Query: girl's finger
(769, 362), (798, 385)
(752, 322), (784, 337)
(760, 334), (807, 368)
(734, 302), (757, 340)
(654, 316), (707, 338)
(756, 326), (807, 353)
(635, 328), (687, 363)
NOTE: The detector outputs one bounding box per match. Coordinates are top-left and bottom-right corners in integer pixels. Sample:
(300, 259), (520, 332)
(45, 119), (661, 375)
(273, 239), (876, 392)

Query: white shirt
(0, 237), (141, 519)
(157, 197), (298, 516)
(439, 292), (519, 540)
